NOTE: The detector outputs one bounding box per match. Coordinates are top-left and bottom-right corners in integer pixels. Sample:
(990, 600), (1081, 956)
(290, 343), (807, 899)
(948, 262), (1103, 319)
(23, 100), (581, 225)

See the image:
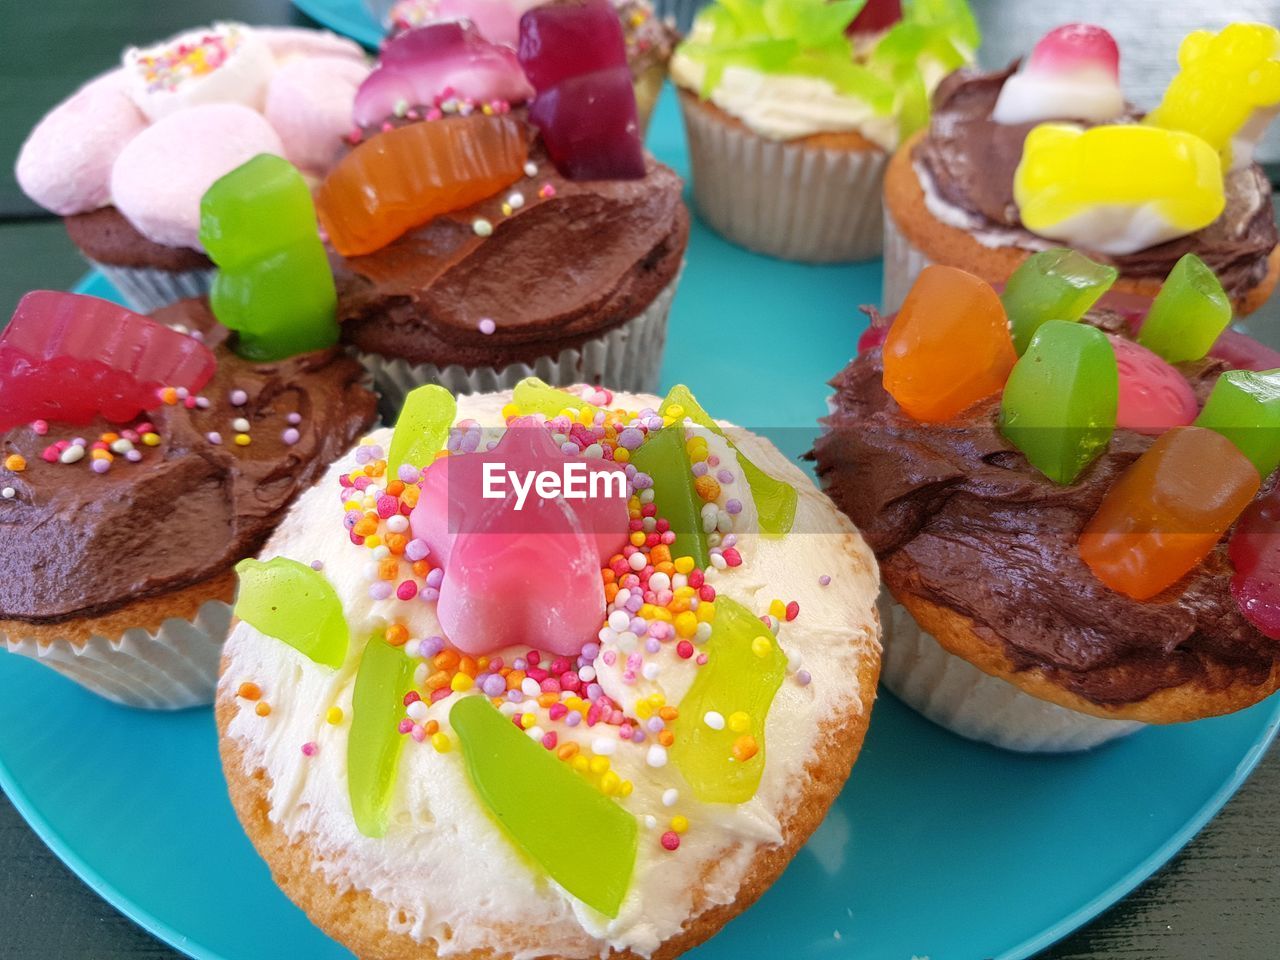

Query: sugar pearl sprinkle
(308, 387), (814, 852)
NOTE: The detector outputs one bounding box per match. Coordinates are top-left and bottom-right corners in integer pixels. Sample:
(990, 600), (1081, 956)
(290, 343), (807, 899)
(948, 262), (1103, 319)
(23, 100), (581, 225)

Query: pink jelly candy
(848, 0), (902, 35)
(353, 22), (533, 127)
(517, 0), (645, 180)
(1027, 23), (1120, 77)
(1209, 328), (1280, 373)
(1229, 489), (1280, 639)
(1107, 335), (1198, 436)
(0, 291), (216, 431)
(410, 420), (628, 656)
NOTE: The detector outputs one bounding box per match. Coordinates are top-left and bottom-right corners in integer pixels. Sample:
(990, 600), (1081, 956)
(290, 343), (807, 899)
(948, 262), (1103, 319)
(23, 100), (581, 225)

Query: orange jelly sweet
(317, 114), (529, 257)
(1078, 426), (1260, 600)
(882, 265), (1017, 422)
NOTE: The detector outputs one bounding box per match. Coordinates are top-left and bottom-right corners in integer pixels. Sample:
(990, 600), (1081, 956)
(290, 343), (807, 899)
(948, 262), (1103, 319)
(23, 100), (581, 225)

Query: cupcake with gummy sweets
(883, 21), (1280, 312)
(14, 22), (369, 311)
(217, 376), (880, 957)
(326, 2), (688, 406)
(670, 0), (979, 262)
(816, 255), (1280, 752)
(0, 154), (377, 709)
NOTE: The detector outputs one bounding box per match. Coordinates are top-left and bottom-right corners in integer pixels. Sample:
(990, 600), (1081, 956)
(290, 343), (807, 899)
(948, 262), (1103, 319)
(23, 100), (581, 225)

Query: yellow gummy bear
(1013, 123), (1225, 256)
(1146, 23), (1280, 170)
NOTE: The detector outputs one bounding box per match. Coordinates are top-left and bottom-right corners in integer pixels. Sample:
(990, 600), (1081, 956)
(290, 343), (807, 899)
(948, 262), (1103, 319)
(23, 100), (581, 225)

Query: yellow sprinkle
(670, 815), (689, 833)
(326, 706), (344, 725)
(520, 713), (536, 729)
(674, 611), (698, 639)
(344, 499), (362, 512)
(501, 403), (520, 419)
(364, 534), (383, 549)
(234, 433), (251, 447)
(431, 732), (451, 753)
(600, 771), (621, 795)
(728, 711), (751, 733)
(450, 673), (474, 692)
(752, 636), (773, 658)
(635, 700), (653, 720)
(667, 404), (685, 420)
(769, 599), (786, 619)
(589, 755), (611, 775)
(697, 601), (717, 623)
(647, 693), (666, 708)
(674, 556), (695, 574)
(619, 780), (634, 797)
(142, 432), (161, 446)
(613, 448), (630, 463)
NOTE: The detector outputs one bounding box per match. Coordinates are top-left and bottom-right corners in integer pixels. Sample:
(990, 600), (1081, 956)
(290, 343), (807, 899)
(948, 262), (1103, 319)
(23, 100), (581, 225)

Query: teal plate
(294, 0), (383, 47)
(3, 81), (1280, 960)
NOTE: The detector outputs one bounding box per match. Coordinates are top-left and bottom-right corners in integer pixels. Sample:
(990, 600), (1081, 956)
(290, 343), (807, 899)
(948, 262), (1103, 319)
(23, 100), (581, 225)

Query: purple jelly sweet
(1108, 334), (1198, 436)
(1229, 489), (1280, 639)
(0, 291), (216, 431)
(517, 0), (645, 180)
(353, 22), (533, 127)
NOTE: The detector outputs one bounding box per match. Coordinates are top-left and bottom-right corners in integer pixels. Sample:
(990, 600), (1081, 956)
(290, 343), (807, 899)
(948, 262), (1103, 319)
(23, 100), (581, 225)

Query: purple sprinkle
(507, 689), (524, 703)
(425, 567), (444, 589)
(717, 469), (734, 484)
(91, 459), (110, 474)
(196, 396), (211, 409)
(560, 441), (580, 456)
(397, 464), (419, 483)
(282, 428), (301, 445)
(565, 711), (582, 727)
(819, 575), (831, 587)
(586, 682), (603, 701)
(344, 510), (362, 530)
(726, 498), (743, 515)
(310, 560), (324, 571)
(405, 538), (430, 562)
(478, 317), (496, 335)
(230, 389), (248, 406)
(420, 587), (440, 602)
(512, 657), (527, 672)
(366, 444), (385, 460)
(645, 638), (661, 654)
(630, 728), (646, 744)
(355, 446), (372, 465)
(691, 462), (708, 477)
(71, 437), (87, 447)
(646, 716), (664, 733)
(421, 636), (445, 658)
(287, 412), (302, 425)
(125, 449), (143, 463)
(796, 669), (812, 686)
(618, 427), (644, 450)
(369, 581), (394, 601)
(482, 674), (506, 697)
(581, 642), (600, 661)
(628, 616), (646, 635)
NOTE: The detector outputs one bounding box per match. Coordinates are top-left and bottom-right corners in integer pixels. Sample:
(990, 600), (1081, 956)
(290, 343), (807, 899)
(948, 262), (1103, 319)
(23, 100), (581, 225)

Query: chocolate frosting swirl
(913, 65), (1279, 301)
(0, 299), (377, 623)
(813, 314), (1279, 706)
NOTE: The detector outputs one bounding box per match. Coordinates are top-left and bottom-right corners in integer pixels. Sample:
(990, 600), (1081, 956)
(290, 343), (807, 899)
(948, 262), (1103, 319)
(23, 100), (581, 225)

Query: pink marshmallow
(257, 26), (368, 63)
(110, 103), (283, 250)
(266, 56), (369, 175)
(15, 70), (148, 216)
(1026, 23), (1120, 79)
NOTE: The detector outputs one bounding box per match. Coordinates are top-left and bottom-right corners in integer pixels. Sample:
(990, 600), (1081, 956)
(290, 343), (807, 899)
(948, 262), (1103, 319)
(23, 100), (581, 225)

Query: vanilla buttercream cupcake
(217, 380), (880, 957)
(670, 0), (979, 262)
(15, 23), (369, 311)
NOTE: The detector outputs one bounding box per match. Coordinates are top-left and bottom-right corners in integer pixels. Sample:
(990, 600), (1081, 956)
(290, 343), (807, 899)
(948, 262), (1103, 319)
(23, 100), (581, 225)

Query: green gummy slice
(670, 596), (787, 804)
(388, 384), (456, 477)
(348, 635), (415, 838)
(1138, 253), (1232, 363)
(450, 695), (638, 918)
(233, 557), (348, 668)
(998, 320), (1118, 485)
(660, 385), (797, 536)
(629, 426), (712, 569)
(511, 377), (596, 420)
(1194, 369), (1280, 478)
(1002, 248), (1119, 355)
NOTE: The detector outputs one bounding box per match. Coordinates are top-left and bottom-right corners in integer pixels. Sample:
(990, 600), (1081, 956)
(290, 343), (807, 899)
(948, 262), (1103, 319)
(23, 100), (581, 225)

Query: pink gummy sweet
(353, 22), (533, 127)
(1026, 23), (1120, 78)
(1107, 335), (1198, 435)
(256, 26), (368, 64)
(1209, 328), (1280, 373)
(409, 420), (628, 657)
(1229, 489), (1280, 639)
(266, 56), (369, 174)
(392, 0), (546, 48)
(0, 291), (216, 431)
(109, 103), (284, 250)
(15, 69), (148, 216)
(517, 0), (626, 89)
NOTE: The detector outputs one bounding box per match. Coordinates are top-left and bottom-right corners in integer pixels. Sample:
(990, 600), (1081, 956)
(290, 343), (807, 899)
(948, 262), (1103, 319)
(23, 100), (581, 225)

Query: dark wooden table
(3, 2), (1279, 957)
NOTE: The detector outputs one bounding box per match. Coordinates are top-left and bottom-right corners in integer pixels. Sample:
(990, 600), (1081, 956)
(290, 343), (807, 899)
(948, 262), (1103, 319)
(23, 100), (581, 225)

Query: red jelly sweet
(849, 0), (903, 34)
(518, 0), (645, 180)
(1229, 490), (1280, 639)
(0, 291), (216, 431)
(1108, 335), (1198, 435)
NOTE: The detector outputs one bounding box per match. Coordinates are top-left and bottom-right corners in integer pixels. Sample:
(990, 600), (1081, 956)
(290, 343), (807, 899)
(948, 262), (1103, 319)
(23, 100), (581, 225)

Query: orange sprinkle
(378, 558), (400, 581)
(537, 692), (558, 708)
(650, 545), (671, 565)
(353, 518), (378, 537)
(434, 649), (460, 671)
(401, 486), (421, 507)
(425, 671), (450, 691)
(658, 730), (675, 747)
(3, 454), (26, 472)
(386, 480), (405, 497)
(255, 701), (272, 717)
(732, 734), (759, 762)
(458, 655), (478, 677)
(658, 706), (679, 722)
(557, 742), (580, 761)
(385, 533), (408, 555)
(424, 719), (440, 736)
(412, 559), (431, 577)
(237, 681), (261, 701)
(365, 460), (386, 478)
(385, 624), (410, 646)
(506, 669), (526, 690)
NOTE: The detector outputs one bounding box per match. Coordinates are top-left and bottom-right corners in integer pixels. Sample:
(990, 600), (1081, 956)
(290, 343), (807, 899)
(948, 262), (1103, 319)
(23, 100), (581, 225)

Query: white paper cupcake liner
(91, 261), (216, 313)
(881, 207), (934, 314)
(358, 275), (678, 411)
(878, 595), (1143, 753)
(2, 598), (232, 710)
(678, 94), (887, 263)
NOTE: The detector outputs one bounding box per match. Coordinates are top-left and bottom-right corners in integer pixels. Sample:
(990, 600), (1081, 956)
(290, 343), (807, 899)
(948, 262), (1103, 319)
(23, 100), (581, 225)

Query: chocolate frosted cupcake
(318, 9), (688, 407)
(15, 23), (368, 311)
(884, 22), (1280, 312)
(815, 260), (1280, 752)
(0, 293), (376, 709)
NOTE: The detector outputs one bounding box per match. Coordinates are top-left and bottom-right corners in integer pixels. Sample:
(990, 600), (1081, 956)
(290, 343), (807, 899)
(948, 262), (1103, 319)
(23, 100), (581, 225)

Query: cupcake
(382, 0), (678, 131)
(324, 6), (689, 407)
(670, 0), (979, 262)
(815, 257), (1280, 752)
(217, 378), (881, 957)
(15, 23), (369, 312)
(884, 22), (1280, 313)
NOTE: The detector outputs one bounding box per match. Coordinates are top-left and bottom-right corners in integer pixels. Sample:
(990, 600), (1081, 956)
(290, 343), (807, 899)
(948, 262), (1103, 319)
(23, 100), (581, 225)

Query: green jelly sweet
(670, 596), (787, 804)
(511, 376), (596, 420)
(1001, 248), (1119, 355)
(998, 320), (1118, 485)
(388, 384), (456, 477)
(1194, 369), (1280, 478)
(450, 695), (638, 917)
(348, 634), (415, 839)
(233, 557), (348, 668)
(660, 385), (797, 536)
(629, 425), (711, 569)
(199, 154), (338, 362)
(1137, 253), (1232, 363)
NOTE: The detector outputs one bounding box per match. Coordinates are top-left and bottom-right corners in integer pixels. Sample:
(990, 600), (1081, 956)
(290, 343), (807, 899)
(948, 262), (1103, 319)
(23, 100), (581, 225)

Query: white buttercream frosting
(220, 390), (880, 959)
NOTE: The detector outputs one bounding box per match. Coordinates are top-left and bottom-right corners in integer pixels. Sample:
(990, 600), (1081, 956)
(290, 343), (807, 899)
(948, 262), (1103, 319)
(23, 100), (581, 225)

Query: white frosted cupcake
(217, 379), (880, 957)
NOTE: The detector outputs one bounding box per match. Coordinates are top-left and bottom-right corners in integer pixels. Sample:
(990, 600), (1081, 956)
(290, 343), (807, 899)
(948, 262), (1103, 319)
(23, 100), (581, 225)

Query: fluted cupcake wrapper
(881, 208), (934, 313)
(679, 95), (887, 263)
(878, 595), (1143, 753)
(91, 261), (216, 314)
(3, 599), (232, 710)
(357, 275), (679, 413)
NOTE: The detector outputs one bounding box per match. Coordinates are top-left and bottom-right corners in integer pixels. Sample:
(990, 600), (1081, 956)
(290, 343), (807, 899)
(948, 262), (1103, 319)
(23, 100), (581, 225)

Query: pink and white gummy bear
(993, 24), (1124, 126)
(409, 420), (629, 657)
